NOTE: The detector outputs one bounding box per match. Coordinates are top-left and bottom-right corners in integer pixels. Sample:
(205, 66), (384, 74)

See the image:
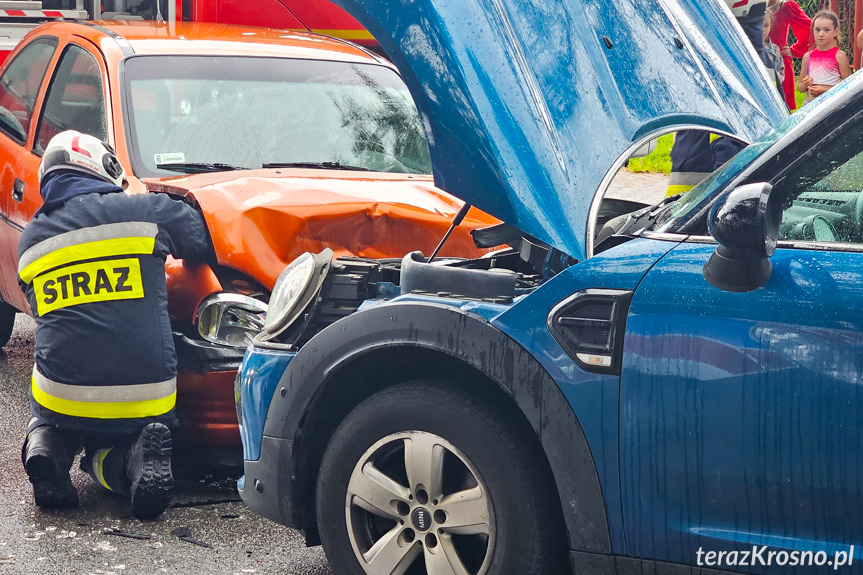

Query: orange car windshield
(122, 55), (433, 177)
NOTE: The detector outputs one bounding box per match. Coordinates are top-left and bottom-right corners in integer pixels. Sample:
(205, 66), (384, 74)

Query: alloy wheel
(344, 430), (495, 575)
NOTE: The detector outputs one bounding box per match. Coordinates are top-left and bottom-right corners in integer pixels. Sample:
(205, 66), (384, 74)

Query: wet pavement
(0, 316), (331, 575)
(0, 169), (667, 575)
(606, 167), (668, 205)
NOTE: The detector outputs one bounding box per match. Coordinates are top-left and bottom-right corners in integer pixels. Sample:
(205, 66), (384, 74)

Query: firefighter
(667, 0), (774, 197)
(18, 130), (212, 519)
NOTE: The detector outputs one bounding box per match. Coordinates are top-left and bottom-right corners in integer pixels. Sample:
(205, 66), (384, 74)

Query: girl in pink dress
(797, 11), (852, 104)
(767, 0), (811, 110)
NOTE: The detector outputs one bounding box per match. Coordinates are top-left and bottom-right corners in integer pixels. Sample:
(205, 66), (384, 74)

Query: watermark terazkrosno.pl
(697, 546), (856, 570)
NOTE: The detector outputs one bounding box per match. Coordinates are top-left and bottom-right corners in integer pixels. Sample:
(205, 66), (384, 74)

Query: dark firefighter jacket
(17, 172), (212, 435)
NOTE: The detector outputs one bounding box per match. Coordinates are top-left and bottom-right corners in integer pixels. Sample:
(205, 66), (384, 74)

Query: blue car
(234, 0), (863, 574)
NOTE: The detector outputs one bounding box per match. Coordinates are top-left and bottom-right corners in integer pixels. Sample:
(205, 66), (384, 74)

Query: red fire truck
(0, 0), (377, 64)
(186, 0), (377, 51)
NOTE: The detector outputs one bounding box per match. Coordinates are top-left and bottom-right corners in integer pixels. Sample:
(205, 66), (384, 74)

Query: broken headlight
(196, 293), (268, 347)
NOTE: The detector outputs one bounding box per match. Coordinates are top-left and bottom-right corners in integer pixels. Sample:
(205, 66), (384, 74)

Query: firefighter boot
(22, 426), (79, 509)
(126, 423), (174, 519)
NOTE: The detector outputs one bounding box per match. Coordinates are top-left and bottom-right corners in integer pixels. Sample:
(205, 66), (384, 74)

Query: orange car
(0, 20), (495, 459)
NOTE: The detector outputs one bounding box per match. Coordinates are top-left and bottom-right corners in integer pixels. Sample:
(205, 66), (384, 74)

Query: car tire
(316, 379), (568, 575)
(0, 302), (16, 348)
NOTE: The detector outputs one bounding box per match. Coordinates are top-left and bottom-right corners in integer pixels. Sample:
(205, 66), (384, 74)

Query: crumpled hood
(145, 169), (497, 289)
(332, 0), (789, 260)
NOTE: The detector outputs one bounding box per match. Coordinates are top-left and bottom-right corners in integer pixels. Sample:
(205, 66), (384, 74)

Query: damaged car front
(231, 1), (863, 574)
(111, 24), (500, 455)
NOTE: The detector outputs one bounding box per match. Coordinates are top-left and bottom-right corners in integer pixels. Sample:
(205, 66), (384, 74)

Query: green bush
(795, 88), (806, 110)
(628, 134), (673, 174)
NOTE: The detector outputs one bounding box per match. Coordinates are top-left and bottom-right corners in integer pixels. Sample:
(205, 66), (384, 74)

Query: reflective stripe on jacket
(31, 364), (176, 420)
(18, 176), (211, 435)
(666, 171), (710, 197)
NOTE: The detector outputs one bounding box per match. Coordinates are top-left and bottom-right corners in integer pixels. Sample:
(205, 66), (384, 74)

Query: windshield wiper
(644, 193), (686, 229)
(262, 161), (373, 172)
(157, 162), (250, 174)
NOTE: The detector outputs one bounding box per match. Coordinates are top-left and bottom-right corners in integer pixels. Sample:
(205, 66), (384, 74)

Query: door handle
(12, 178), (23, 203)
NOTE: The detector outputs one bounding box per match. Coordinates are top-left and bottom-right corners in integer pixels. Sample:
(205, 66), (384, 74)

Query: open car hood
(333, 0), (788, 260)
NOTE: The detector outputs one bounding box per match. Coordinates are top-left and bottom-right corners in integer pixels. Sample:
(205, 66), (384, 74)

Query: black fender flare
(260, 301), (612, 554)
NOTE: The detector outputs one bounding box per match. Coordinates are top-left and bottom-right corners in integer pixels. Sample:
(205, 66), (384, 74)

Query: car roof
(38, 20), (386, 64)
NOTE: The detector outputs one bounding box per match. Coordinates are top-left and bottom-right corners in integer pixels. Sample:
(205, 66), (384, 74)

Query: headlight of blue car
(259, 248), (332, 342)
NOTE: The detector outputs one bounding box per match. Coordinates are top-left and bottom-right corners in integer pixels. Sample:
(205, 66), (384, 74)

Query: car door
(0, 39), (109, 313)
(0, 36), (58, 308)
(620, 114), (863, 572)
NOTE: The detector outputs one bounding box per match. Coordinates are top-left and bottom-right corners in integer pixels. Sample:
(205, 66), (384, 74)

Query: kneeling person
(18, 131), (212, 519)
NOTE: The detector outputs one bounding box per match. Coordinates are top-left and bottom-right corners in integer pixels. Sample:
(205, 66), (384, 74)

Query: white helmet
(725, 0), (769, 19)
(38, 130), (126, 188)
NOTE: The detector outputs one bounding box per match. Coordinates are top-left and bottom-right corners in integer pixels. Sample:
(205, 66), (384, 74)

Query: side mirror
(702, 182), (780, 292)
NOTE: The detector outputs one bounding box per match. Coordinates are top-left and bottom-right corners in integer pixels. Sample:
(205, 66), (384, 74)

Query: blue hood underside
(334, 0), (788, 260)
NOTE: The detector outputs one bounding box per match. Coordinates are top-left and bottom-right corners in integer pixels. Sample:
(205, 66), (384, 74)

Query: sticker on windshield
(155, 152), (186, 166)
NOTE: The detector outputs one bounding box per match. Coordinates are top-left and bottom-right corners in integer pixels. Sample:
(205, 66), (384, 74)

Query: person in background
(768, 0), (812, 110)
(764, 10), (786, 97)
(797, 10), (851, 104)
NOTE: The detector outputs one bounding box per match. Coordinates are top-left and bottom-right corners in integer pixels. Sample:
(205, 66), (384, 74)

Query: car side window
(775, 123), (863, 246)
(0, 39), (57, 143)
(35, 44), (107, 154)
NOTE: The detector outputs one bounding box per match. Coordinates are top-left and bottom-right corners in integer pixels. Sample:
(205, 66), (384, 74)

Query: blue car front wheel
(315, 379), (569, 575)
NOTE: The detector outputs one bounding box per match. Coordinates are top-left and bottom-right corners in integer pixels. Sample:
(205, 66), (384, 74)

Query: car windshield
(122, 56), (433, 178)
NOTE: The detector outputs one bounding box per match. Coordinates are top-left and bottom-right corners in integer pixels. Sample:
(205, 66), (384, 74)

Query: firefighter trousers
(667, 131), (746, 196)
